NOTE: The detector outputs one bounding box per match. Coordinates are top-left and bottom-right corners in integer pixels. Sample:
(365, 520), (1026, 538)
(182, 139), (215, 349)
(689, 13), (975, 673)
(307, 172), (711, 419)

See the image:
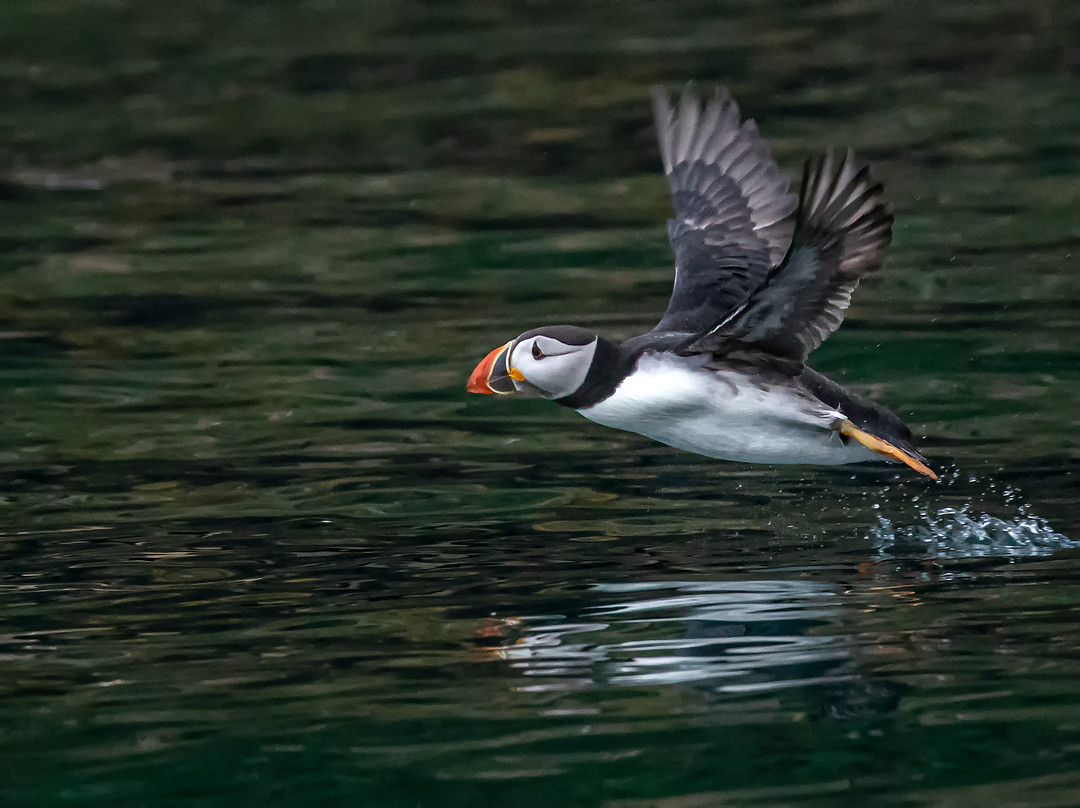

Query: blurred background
(1, 1), (1079, 806)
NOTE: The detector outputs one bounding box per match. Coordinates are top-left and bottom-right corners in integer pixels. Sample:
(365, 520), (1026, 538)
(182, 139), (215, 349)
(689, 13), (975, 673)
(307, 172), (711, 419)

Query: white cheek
(509, 338), (596, 399)
(528, 358), (563, 391)
(536, 355), (588, 398)
(506, 346), (549, 397)
(512, 356), (549, 393)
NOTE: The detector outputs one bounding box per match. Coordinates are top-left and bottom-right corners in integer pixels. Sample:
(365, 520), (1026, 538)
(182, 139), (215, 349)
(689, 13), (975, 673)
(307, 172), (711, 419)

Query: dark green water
(2, 2), (1080, 806)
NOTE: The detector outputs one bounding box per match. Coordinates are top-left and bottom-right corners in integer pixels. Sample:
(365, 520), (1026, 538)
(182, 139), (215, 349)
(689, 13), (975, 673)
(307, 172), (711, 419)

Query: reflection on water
(481, 580), (905, 726)
(491, 581), (850, 694)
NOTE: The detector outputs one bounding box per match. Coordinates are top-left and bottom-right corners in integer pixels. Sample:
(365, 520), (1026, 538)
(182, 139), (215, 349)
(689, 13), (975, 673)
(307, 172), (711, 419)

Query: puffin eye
(531, 342), (546, 360)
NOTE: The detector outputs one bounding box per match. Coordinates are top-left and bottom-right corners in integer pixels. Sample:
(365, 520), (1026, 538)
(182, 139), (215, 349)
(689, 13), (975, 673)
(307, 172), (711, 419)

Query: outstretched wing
(648, 84), (797, 335)
(690, 149), (893, 360)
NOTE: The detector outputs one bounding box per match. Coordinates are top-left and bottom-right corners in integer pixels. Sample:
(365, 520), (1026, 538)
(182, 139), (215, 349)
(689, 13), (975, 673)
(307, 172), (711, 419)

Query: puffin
(466, 84), (937, 480)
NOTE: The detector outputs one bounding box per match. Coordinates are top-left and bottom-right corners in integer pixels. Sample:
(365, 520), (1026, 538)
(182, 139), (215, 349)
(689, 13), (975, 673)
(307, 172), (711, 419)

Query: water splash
(870, 505), (1077, 559)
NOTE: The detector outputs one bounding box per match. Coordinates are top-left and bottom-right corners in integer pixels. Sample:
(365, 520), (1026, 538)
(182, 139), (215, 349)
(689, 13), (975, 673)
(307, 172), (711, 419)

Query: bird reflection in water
(474, 579), (903, 721)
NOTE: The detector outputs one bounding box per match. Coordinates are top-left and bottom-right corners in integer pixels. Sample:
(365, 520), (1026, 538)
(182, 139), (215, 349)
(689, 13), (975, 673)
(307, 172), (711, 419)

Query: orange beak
(466, 341), (517, 395)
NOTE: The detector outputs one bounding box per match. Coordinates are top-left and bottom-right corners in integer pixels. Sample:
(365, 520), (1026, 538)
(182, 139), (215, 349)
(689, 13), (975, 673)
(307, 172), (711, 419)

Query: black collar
(554, 338), (635, 410)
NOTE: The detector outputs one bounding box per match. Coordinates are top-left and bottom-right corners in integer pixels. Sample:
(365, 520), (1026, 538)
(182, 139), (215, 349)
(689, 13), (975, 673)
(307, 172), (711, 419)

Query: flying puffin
(466, 84), (937, 480)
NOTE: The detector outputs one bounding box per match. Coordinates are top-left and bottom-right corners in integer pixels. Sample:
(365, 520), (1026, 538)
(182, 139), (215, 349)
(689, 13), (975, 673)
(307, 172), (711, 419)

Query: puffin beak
(467, 341), (518, 395)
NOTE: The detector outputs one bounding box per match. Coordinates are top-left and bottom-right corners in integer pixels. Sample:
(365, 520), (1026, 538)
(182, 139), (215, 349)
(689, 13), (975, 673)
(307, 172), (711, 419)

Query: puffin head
(466, 325), (602, 400)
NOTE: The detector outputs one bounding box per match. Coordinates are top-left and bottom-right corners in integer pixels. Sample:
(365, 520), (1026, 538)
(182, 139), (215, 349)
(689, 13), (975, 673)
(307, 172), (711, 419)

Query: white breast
(578, 353), (878, 466)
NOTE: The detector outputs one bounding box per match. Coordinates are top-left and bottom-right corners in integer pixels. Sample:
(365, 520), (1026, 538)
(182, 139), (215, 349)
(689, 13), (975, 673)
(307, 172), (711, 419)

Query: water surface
(1, 2), (1079, 806)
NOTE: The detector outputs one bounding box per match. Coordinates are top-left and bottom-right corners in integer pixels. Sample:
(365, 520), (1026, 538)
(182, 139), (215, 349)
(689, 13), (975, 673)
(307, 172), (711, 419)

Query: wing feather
(648, 84), (797, 336)
(690, 149), (893, 359)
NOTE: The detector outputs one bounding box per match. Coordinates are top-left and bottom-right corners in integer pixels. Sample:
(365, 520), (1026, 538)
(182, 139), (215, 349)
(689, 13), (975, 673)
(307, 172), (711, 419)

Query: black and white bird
(467, 84), (936, 480)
